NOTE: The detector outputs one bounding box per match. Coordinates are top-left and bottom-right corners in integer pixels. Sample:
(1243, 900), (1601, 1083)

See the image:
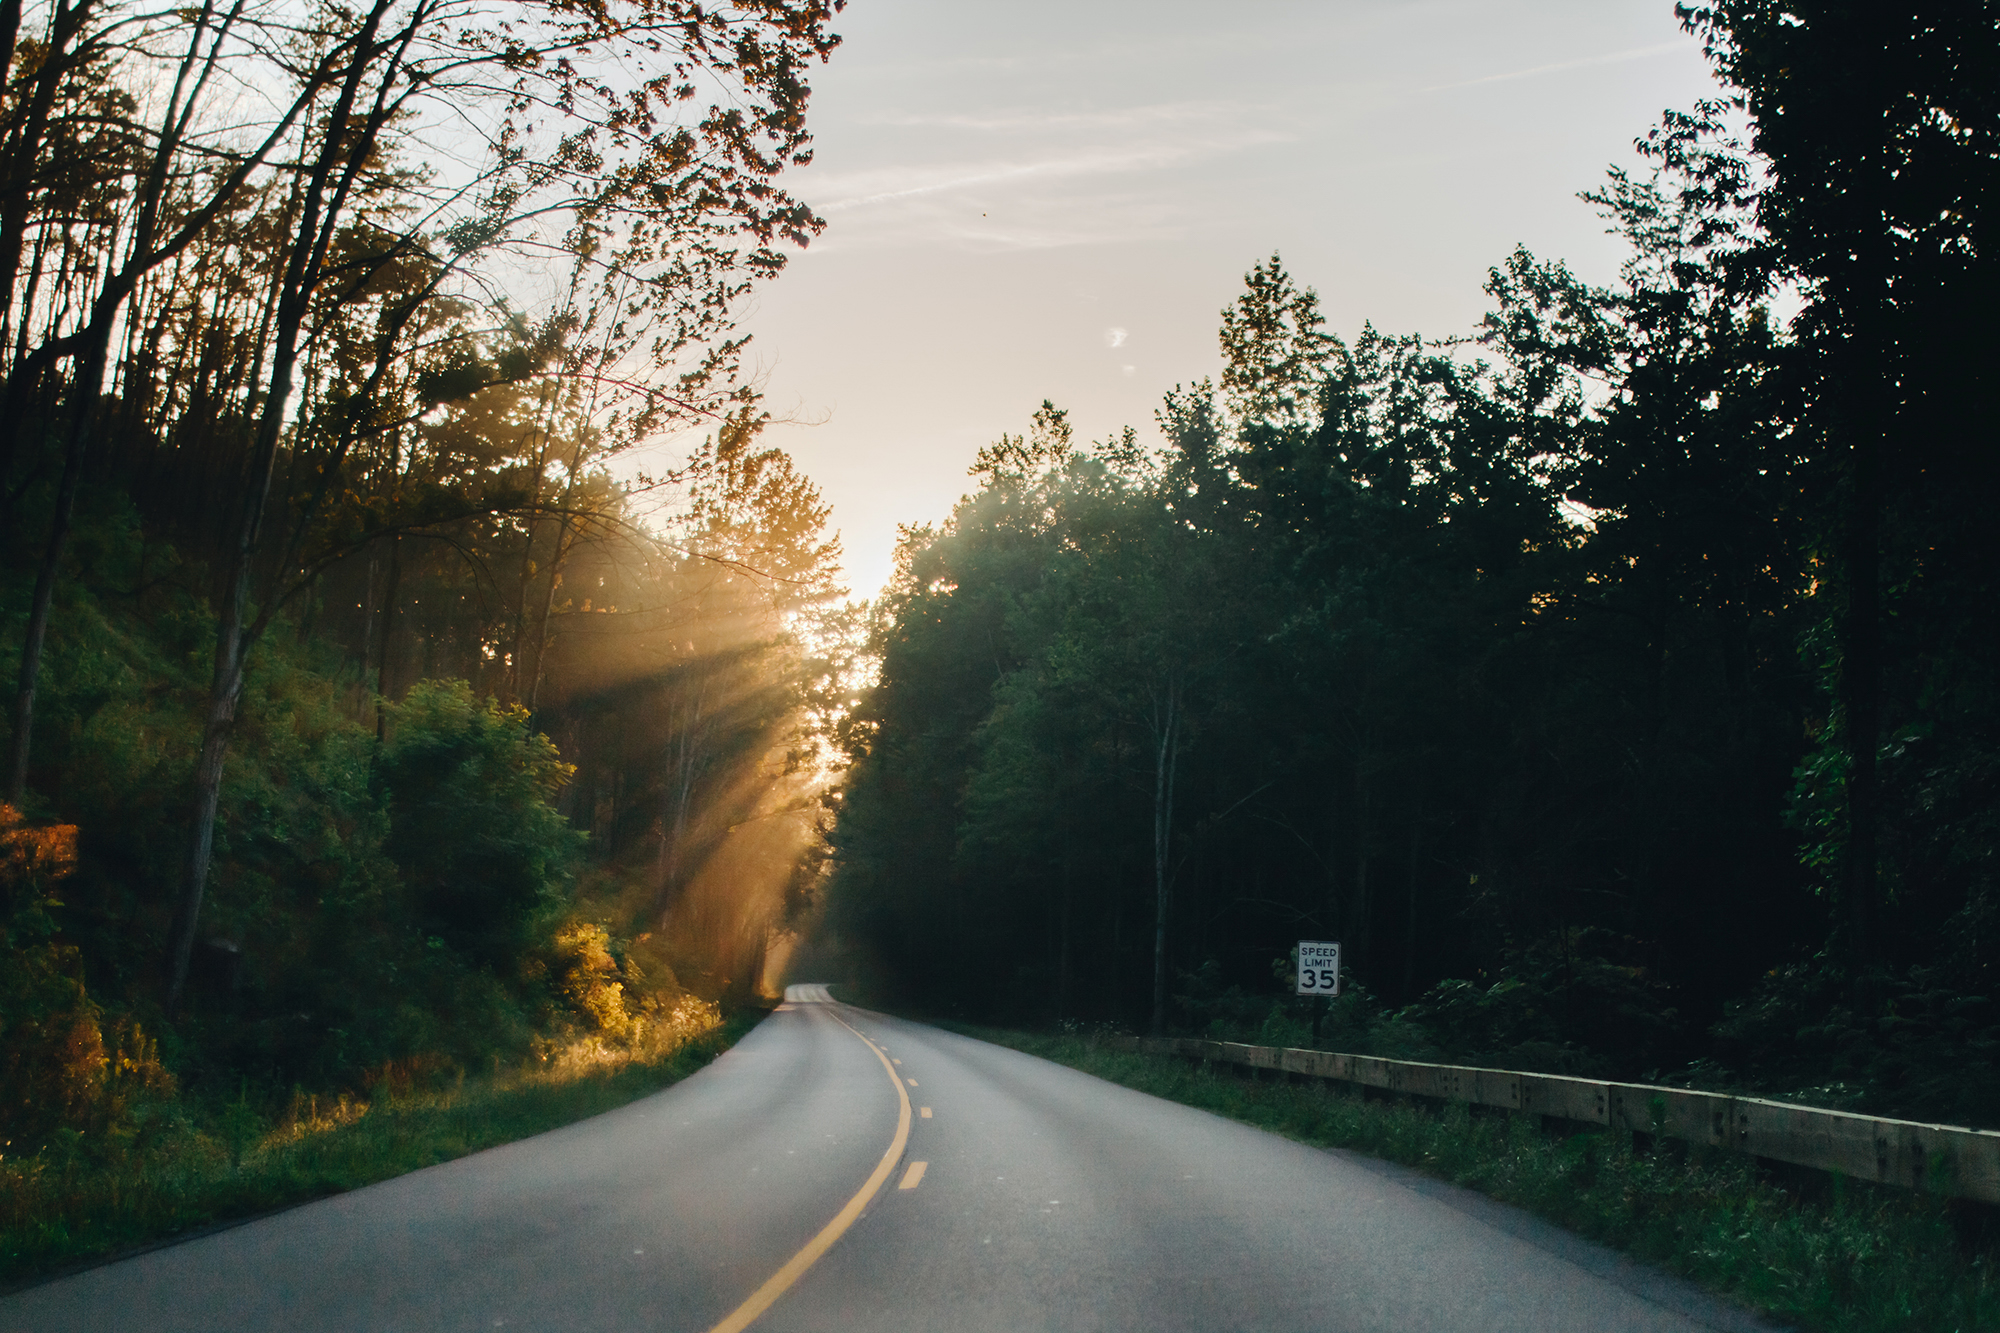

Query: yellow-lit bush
(0, 806), (173, 1158)
(552, 921), (632, 1037)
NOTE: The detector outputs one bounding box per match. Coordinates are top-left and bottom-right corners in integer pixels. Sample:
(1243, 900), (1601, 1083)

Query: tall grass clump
(976, 1028), (2000, 1333)
(0, 1001), (753, 1287)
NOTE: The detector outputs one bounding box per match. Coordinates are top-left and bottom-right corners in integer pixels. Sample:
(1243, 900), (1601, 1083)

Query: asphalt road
(2, 986), (1773, 1332)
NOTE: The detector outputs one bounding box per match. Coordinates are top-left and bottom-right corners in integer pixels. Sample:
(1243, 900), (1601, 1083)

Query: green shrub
(376, 680), (583, 971)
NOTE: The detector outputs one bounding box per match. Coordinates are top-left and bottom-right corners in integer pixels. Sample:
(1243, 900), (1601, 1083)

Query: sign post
(1296, 940), (1340, 1047)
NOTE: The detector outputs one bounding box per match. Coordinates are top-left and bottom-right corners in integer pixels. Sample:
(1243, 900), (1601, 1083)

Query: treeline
(825, 5), (1999, 1126)
(0, 0), (848, 1153)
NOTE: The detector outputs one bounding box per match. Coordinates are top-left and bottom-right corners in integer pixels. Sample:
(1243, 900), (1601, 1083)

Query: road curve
(2, 987), (1772, 1332)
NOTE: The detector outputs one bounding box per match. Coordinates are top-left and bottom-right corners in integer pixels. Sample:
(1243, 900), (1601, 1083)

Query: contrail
(1422, 41), (1689, 94)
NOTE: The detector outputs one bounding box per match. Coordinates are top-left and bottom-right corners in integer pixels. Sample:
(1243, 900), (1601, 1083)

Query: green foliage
(829, 204), (1816, 1067)
(1169, 942), (1681, 1079)
(1393, 933), (1683, 1076)
(1218, 255), (1336, 428)
(0, 0), (846, 1278)
(0, 496), (677, 1112)
(1171, 961), (1436, 1061)
(0, 366), (837, 1204)
(825, 15), (2000, 1126)
(376, 680), (582, 970)
(1705, 905), (2000, 1127)
(1675, 0), (2000, 971)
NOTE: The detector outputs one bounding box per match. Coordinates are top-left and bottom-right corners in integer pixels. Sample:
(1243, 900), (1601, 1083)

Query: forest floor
(0, 1007), (769, 1290)
(947, 1024), (2000, 1333)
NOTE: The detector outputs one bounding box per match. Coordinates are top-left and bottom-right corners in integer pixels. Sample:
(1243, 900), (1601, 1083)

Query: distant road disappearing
(1, 986), (1770, 1332)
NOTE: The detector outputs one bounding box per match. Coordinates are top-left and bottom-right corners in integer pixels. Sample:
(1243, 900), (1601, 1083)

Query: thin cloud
(816, 131), (1290, 214)
(1105, 327), (1128, 348)
(861, 102), (1260, 134)
(805, 193), (1186, 256)
(934, 204), (1184, 254)
(1421, 41), (1689, 94)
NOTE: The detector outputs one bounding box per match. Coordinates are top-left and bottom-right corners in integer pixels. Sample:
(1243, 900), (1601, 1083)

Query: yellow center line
(920, 1107), (932, 1119)
(899, 1160), (928, 1190)
(704, 1006), (913, 1333)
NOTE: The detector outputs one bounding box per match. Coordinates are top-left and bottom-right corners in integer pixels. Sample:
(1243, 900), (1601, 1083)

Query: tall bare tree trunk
(1841, 400), (1881, 965)
(1057, 838), (1074, 1018)
(657, 673), (707, 923)
(507, 386), (561, 699)
(4, 337), (103, 800)
(523, 522), (572, 713)
(1403, 805), (1422, 1001)
(374, 535), (401, 739)
(0, 0), (97, 396)
(166, 331), (296, 1012)
(1148, 675), (1180, 1035)
(1350, 765), (1370, 970)
(0, 0), (27, 122)
(166, 0), (399, 1012)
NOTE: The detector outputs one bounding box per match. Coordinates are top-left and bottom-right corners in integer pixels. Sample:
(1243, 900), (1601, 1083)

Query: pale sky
(729, 1), (1724, 598)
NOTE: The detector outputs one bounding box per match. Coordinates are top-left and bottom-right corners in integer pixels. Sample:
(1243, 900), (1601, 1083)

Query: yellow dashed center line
(899, 1160), (928, 1190)
(906, 1078), (918, 1087)
(920, 1107), (932, 1118)
(704, 1008), (912, 1333)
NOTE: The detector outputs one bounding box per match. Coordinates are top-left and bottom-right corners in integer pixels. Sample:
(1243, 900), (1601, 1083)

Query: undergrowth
(0, 1004), (760, 1288)
(970, 1028), (1999, 1333)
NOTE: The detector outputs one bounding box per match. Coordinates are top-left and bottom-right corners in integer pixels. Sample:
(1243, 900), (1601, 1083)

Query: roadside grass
(0, 1005), (764, 1288)
(964, 1027), (2000, 1333)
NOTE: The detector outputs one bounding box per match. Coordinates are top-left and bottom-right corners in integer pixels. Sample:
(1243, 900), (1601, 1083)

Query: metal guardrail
(1108, 1035), (2000, 1203)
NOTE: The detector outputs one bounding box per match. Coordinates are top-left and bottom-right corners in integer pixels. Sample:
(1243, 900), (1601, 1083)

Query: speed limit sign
(1296, 941), (1341, 996)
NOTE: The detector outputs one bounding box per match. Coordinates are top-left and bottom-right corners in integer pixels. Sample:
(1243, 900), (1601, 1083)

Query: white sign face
(1296, 941), (1341, 996)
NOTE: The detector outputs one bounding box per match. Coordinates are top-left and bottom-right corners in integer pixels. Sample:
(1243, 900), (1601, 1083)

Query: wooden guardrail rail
(1107, 1035), (2000, 1203)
